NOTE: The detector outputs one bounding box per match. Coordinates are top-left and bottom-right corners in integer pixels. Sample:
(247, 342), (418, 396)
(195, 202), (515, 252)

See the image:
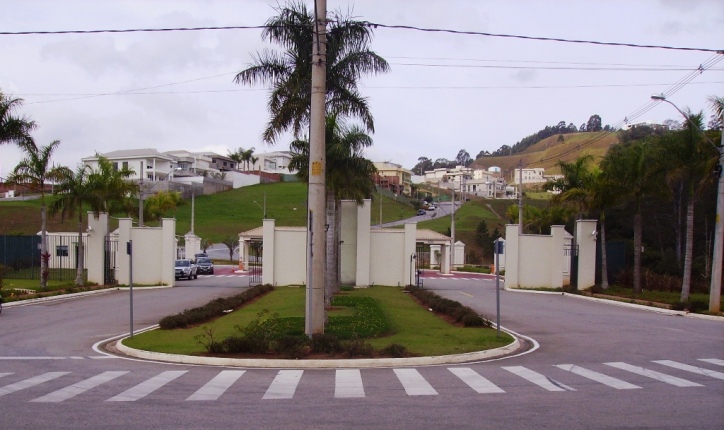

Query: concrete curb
(2, 285), (170, 308)
(114, 330), (522, 369)
(505, 287), (724, 321)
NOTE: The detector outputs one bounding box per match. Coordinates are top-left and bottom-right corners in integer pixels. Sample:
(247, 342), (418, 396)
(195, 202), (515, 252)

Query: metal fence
(0, 234), (88, 281)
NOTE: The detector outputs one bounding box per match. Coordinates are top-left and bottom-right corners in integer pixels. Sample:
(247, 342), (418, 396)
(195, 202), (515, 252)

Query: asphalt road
(1, 272), (722, 429)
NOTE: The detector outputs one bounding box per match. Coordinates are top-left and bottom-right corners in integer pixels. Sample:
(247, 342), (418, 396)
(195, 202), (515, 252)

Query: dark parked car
(175, 259), (198, 280)
(194, 252), (208, 261)
(196, 257), (214, 275)
(417, 209), (426, 216)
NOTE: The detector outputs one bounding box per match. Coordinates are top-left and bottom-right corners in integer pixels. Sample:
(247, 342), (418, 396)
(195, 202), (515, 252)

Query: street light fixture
(651, 94), (723, 313)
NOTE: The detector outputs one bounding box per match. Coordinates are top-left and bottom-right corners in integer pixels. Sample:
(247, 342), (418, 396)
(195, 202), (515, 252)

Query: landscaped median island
(121, 285), (514, 361)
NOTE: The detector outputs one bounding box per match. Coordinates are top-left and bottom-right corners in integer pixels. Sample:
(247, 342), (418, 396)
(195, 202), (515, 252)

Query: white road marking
(449, 367), (505, 393)
(502, 366), (574, 391)
(263, 370), (303, 400)
(335, 369), (365, 398)
(0, 373), (13, 379)
(604, 362), (702, 387)
(0, 372), (70, 397)
(699, 358), (724, 367)
(393, 369), (438, 396)
(31, 371), (129, 402)
(106, 370), (187, 402)
(459, 292), (473, 298)
(555, 364), (641, 389)
(186, 370), (246, 401)
(653, 360), (724, 381)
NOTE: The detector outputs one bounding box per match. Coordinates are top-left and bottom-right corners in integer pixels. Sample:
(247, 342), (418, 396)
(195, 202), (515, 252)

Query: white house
(250, 151), (297, 174)
(511, 168), (546, 185)
(82, 149), (176, 182)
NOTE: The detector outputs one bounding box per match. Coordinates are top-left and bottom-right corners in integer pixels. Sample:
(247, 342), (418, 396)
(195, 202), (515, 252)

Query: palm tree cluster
(1, 91), (35, 146)
(228, 147), (257, 171)
(536, 108), (720, 302)
(236, 1), (388, 309)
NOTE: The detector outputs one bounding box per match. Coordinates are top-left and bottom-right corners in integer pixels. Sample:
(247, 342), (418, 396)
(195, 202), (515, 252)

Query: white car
(175, 259), (198, 280)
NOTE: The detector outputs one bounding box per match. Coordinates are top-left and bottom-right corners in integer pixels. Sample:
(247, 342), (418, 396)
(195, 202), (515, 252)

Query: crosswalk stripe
(31, 371), (129, 402)
(186, 370), (246, 401)
(653, 360), (724, 381)
(449, 367), (505, 393)
(0, 372), (70, 397)
(604, 362), (702, 387)
(263, 370), (303, 400)
(106, 370), (188, 402)
(335, 369), (365, 398)
(393, 369), (438, 396)
(555, 364), (641, 389)
(699, 358), (724, 367)
(0, 373), (12, 379)
(502, 366), (574, 392)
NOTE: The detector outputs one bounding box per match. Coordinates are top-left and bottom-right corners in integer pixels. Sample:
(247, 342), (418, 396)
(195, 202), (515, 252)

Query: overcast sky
(1, 0), (722, 177)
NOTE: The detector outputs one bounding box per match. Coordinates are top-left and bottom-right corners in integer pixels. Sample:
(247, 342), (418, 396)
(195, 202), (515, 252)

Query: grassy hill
(471, 131), (619, 177)
(0, 182), (418, 243)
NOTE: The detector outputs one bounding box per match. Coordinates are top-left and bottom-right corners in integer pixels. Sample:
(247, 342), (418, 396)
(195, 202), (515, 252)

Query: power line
(365, 22), (723, 54)
(1, 21), (721, 54)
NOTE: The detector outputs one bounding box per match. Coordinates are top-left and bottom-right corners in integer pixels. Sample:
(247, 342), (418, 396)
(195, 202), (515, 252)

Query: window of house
(112, 162), (119, 171)
(122, 161), (128, 170)
(56, 245), (69, 257)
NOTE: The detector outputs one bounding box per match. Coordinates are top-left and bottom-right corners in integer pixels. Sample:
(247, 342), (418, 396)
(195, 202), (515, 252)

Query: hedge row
(159, 284), (274, 329)
(404, 285), (490, 327)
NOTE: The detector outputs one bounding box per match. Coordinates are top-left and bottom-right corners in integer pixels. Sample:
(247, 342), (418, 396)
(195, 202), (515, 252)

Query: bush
(405, 285), (491, 328)
(687, 300), (708, 313)
(380, 343), (408, 358)
(343, 338), (374, 357)
(274, 335), (310, 359)
(221, 336), (254, 353)
(159, 284), (274, 329)
(310, 333), (342, 354)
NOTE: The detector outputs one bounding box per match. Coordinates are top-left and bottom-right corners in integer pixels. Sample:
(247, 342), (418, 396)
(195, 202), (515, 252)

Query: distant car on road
(417, 209), (426, 216)
(175, 259), (198, 280)
(193, 252), (208, 262)
(195, 257), (214, 275)
(427, 204), (436, 211)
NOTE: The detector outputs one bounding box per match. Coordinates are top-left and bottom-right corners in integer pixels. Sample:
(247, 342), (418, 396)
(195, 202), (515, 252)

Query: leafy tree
(455, 149), (472, 167)
(6, 139), (66, 289)
(586, 114), (603, 132)
(234, 1), (389, 143)
(201, 239), (213, 253)
(475, 150), (491, 159)
(412, 157), (433, 175)
(0, 91), (36, 146)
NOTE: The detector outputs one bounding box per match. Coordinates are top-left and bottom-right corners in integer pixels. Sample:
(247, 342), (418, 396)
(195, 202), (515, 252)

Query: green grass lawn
(124, 286), (512, 357)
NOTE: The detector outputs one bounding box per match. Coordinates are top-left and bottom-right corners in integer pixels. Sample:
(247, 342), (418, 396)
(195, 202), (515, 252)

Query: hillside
(471, 131), (619, 178)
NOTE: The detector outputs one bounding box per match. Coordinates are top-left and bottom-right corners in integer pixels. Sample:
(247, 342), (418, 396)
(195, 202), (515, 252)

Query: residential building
(249, 151), (298, 174)
(200, 153), (238, 171)
(512, 168), (546, 184)
(373, 162), (413, 196)
(82, 149), (175, 182)
(163, 150), (215, 178)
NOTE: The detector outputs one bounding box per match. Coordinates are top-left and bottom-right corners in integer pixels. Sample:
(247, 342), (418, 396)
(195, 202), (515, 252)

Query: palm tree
(221, 236), (239, 262)
(6, 139), (66, 289)
(289, 114), (377, 302)
(49, 164), (92, 286)
(661, 111), (718, 302)
(603, 142), (658, 294)
(0, 91), (36, 146)
(234, 1), (389, 144)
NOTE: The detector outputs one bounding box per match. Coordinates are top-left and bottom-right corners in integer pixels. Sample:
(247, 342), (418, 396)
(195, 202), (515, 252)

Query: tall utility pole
(518, 160), (523, 235)
(306, 0), (327, 335)
(451, 186), (456, 271)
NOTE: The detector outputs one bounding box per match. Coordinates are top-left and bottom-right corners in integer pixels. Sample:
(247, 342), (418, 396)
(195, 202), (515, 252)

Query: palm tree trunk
(40, 197), (49, 290)
(75, 210), (85, 287)
(324, 188), (336, 307)
(675, 183), (684, 266)
(680, 198), (695, 302)
(633, 205), (642, 295)
(600, 211), (609, 289)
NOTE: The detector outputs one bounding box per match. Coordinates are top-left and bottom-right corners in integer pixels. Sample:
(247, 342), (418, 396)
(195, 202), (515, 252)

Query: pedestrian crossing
(0, 359), (721, 403)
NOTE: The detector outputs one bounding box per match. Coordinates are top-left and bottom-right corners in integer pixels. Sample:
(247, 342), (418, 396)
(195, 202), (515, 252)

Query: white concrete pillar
(162, 218), (176, 286)
(550, 225), (565, 289)
(404, 222), (417, 285)
(262, 219), (275, 285)
(576, 219), (598, 290)
(504, 224), (519, 289)
(355, 199), (371, 287)
(86, 212), (108, 285)
(430, 244), (441, 266)
(116, 218), (132, 285)
(184, 233), (201, 260)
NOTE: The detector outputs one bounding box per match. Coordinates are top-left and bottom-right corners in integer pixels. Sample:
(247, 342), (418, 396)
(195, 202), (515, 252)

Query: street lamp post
(652, 94), (723, 313)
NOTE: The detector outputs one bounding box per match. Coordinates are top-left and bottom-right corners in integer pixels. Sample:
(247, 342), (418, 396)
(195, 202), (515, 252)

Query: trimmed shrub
(274, 335), (310, 359)
(381, 343), (408, 358)
(343, 339), (374, 357)
(311, 333), (342, 354)
(159, 284), (274, 329)
(405, 285), (491, 328)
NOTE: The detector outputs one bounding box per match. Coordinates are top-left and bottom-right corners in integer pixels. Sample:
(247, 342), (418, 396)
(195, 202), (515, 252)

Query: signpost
(127, 240), (134, 338)
(494, 238), (503, 338)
